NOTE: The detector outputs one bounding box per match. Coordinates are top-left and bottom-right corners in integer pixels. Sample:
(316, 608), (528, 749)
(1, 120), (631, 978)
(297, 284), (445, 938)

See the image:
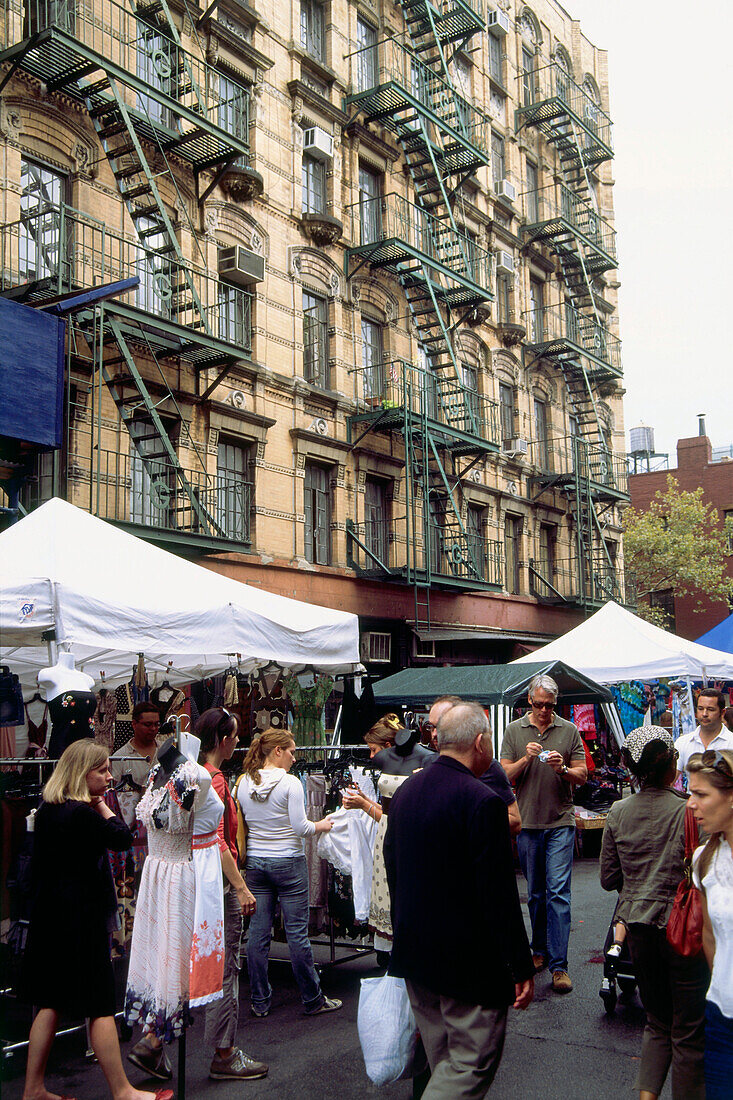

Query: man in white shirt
(675, 689), (733, 777)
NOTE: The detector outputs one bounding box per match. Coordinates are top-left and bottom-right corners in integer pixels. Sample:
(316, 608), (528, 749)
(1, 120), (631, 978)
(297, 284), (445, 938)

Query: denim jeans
(705, 1000), (733, 1100)
(245, 854), (324, 1012)
(516, 826), (575, 973)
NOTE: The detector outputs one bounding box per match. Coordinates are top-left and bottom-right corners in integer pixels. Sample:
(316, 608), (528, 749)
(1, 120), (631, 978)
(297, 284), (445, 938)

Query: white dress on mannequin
(190, 783), (225, 1007)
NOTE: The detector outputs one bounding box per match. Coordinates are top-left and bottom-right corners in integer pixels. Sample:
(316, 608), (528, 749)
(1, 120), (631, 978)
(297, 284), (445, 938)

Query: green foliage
(624, 475), (733, 626)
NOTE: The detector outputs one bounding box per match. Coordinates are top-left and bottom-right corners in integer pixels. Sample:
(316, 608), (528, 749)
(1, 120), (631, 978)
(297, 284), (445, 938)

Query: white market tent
(512, 600), (733, 683)
(0, 498), (361, 691)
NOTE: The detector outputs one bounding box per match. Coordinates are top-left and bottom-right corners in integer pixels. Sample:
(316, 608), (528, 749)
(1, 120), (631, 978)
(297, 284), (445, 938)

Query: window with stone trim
(499, 382), (515, 442)
(356, 16), (378, 92)
(304, 461), (331, 564)
(302, 153), (326, 213)
(364, 477), (389, 565)
(301, 0), (325, 61)
(504, 513), (522, 595)
(217, 438), (253, 543)
(303, 290), (329, 387)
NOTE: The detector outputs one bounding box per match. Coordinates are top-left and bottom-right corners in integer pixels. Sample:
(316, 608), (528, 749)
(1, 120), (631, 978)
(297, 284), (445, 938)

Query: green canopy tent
(371, 661), (619, 752)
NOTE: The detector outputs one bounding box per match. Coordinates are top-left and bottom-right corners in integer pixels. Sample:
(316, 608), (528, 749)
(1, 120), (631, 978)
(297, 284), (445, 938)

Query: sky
(560, 0), (733, 463)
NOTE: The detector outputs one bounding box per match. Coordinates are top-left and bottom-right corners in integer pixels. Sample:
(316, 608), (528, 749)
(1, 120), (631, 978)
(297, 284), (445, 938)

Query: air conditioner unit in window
(502, 437), (528, 457)
(218, 246), (265, 287)
(487, 9), (509, 35)
(496, 250), (514, 275)
(360, 631), (391, 663)
(303, 126), (334, 162)
(495, 179), (516, 202)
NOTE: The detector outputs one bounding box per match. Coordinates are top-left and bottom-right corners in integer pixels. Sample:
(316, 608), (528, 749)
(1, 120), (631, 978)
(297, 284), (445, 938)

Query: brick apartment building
(628, 431), (733, 640)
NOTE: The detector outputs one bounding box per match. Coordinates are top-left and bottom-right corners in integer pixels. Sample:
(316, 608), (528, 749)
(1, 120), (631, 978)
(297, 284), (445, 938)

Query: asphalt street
(1, 857), (674, 1100)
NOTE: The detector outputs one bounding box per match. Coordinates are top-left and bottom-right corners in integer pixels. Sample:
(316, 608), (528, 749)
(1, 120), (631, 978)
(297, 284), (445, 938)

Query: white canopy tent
(512, 600), (733, 683)
(0, 498), (361, 691)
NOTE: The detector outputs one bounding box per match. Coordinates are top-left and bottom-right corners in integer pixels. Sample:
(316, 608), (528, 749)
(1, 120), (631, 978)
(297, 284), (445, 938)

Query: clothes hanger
(115, 772), (142, 793)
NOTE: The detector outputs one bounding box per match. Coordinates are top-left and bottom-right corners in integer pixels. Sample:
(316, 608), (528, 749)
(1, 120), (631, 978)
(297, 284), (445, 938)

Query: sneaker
(209, 1049), (269, 1081)
(128, 1038), (173, 1081)
(250, 1005), (270, 1018)
(551, 970), (573, 994)
(532, 953), (547, 973)
(606, 943), (623, 959)
(304, 996), (343, 1016)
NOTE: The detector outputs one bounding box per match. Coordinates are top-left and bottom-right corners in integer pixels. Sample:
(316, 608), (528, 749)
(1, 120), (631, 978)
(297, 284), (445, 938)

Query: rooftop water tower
(628, 423), (667, 474)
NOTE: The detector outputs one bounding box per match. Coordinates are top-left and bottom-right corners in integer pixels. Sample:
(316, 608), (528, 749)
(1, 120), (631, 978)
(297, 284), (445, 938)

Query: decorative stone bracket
(301, 212), (344, 247)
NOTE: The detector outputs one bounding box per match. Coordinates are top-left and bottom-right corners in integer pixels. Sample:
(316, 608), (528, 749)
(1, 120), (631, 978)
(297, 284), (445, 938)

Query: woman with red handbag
(687, 748), (733, 1100)
(600, 727), (709, 1100)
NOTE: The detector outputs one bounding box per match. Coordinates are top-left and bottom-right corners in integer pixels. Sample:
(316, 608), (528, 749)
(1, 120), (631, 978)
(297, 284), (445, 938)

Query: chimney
(698, 413), (706, 437)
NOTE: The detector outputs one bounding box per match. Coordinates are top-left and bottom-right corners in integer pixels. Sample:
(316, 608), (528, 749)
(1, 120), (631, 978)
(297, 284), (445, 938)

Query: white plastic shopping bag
(357, 973), (418, 1086)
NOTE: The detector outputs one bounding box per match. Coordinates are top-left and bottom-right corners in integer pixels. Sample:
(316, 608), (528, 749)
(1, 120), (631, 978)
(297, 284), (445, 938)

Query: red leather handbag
(666, 803), (704, 957)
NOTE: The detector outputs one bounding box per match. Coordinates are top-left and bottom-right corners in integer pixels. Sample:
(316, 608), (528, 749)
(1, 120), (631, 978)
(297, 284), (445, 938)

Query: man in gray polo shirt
(500, 674), (587, 994)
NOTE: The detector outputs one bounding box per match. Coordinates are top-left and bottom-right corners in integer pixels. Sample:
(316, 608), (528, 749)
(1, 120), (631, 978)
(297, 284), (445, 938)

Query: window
(429, 494), (447, 574)
(522, 46), (535, 107)
(137, 29), (175, 126)
(466, 504), (486, 578)
(526, 159), (539, 222)
(488, 33), (502, 83)
(499, 383), (515, 442)
(19, 451), (56, 513)
(26, 0), (75, 35)
(217, 73), (247, 164)
(529, 277), (544, 342)
(304, 462), (331, 564)
(136, 217), (172, 318)
(128, 419), (177, 529)
(218, 279), (249, 347)
(452, 53), (472, 131)
(538, 523), (556, 580)
(19, 159), (66, 283)
(363, 631), (391, 663)
(534, 398), (549, 468)
(491, 131), (505, 185)
(356, 17), (377, 92)
(302, 153), (326, 213)
(649, 589), (676, 631)
(217, 439), (252, 542)
(504, 514), (522, 594)
(301, 0), (325, 61)
(496, 274), (511, 323)
(303, 291), (329, 387)
(461, 362), (480, 431)
(361, 317), (384, 401)
(568, 412), (580, 439)
(364, 477), (389, 564)
(358, 163), (381, 244)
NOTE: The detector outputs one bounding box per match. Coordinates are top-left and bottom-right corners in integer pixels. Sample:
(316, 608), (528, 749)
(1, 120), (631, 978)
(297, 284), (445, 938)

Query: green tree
(623, 475), (733, 628)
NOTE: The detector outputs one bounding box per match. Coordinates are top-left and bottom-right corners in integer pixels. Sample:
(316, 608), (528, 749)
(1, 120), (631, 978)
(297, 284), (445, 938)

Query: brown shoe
(128, 1038), (172, 1081)
(209, 1048), (268, 1081)
(551, 970), (573, 993)
(532, 953), (547, 972)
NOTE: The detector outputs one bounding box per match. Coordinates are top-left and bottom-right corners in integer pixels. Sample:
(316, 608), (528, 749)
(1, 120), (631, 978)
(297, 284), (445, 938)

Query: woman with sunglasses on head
(20, 739), (172, 1100)
(687, 748), (733, 1100)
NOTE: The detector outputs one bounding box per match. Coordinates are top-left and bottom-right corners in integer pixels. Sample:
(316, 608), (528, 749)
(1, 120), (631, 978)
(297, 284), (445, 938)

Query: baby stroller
(599, 914), (637, 1015)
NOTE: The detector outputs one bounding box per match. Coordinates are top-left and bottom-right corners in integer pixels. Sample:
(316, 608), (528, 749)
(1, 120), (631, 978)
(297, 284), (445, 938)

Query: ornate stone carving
(306, 417), (329, 435)
(301, 212), (344, 248)
(220, 165), (265, 203)
(0, 101), (21, 140)
(498, 321), (527, 347)
(464, 305), (492, 327)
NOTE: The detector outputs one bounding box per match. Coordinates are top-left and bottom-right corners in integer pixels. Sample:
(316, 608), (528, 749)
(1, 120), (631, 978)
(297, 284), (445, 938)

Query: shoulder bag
(665, 802), (703, 957)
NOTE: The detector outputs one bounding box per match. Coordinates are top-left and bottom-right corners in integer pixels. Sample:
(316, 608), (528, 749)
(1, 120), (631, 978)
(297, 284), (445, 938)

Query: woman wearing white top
(687, 748), (733, 1100)
(237, 728), (342, 1018)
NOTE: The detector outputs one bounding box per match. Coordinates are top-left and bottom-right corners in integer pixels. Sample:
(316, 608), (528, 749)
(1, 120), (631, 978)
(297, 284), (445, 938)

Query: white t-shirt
(676, 727), (733, 773)
(237, 768), (315, 857)
(693, 838), (733, 1018)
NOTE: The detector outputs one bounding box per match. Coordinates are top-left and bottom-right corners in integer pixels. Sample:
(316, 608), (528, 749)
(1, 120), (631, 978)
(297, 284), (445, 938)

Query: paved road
(2, 858), (673, 1099)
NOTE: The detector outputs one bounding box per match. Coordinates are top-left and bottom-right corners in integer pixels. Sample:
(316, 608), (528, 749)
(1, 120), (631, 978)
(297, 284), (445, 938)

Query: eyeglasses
(530, 701), (555, 711)
(701, 749), (733, 777)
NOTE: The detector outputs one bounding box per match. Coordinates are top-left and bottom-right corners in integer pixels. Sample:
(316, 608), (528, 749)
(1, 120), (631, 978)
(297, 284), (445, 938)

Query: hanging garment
(114, 682), (135, 753)
(93, 691), (116, 753)
(317, 797), (377, 922)
(251, 669), (287, 733)
(303, 773), (329, 931)
(132, 656), (150, 705)
(24, 701), (48, 749)
(105, 783), (148, 959)
(283, 673), (335, 747)
(0, 669), (24, 727)
(124, 759), (206, 1040)
(47, 691), (97, 759)
(369, 773), (410, 939)
(190, 783), (225, 1008)
(572, 704), (597, 735)
(0, 726), (15, 757)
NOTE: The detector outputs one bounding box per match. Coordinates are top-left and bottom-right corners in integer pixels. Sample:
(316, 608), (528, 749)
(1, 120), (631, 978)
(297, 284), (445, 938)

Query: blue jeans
(517, 826), (575, 973)
(245, 855), (324, 1013)
(705, 1000), (733, 1100)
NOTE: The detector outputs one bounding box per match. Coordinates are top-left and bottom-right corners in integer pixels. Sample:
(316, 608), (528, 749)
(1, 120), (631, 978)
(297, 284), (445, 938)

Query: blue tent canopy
(695, 614), (733, 656)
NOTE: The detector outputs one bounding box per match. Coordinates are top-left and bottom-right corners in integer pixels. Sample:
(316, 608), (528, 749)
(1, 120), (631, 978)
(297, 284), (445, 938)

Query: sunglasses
(530, 701), (555, 710)
(701, 749), (733, 777)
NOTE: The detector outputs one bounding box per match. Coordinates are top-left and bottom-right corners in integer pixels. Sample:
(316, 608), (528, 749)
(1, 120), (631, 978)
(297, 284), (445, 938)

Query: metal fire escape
(516, 63), (630, 611)
(343, 0), (501, 627)
(0, 0), (253, 541)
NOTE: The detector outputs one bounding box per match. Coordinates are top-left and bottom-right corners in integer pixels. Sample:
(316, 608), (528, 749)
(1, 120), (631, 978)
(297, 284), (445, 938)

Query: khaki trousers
(204, 887), (243, 1051)
(405, 980), (508, 1099)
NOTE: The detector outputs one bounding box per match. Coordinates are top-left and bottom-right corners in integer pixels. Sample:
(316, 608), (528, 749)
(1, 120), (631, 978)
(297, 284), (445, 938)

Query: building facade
(629, 432), (733, 640)
(0, 0), (629, 671)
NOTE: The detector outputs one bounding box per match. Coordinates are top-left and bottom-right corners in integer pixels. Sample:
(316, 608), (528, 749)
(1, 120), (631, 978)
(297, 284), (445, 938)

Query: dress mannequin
(370, 727), (436, 777)
(40, 653), (97, 759)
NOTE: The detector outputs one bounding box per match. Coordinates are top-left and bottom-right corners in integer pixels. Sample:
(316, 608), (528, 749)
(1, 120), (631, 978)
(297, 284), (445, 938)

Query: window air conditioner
(303, 126), (334, 162)
(495, 179), (516, 202)
(502, 437), (529, 457)
(487, 9), (510, 35)
(496, 250), (514, 275)
(218, 246), (265, 287)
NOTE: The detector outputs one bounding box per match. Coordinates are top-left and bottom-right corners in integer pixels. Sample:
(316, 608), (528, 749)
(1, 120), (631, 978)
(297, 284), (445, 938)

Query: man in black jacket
(384, 702), (533, 1098)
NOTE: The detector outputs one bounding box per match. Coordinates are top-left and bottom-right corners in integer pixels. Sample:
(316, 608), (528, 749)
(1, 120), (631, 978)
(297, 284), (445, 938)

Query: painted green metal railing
(69, 447), (253, 543)
(523, 303), (622, 376)
(0, 204), (252, 353)
(516, 62), (613, 156)
(346, 193), (494, 299)
(527, 435), (629, 496)
(529, 556), (635, 608)
(347, 518), (503, 588)
(351, 357), (499, 446)
(521, 183), (616, 265)
(345, 36), (490, 157)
